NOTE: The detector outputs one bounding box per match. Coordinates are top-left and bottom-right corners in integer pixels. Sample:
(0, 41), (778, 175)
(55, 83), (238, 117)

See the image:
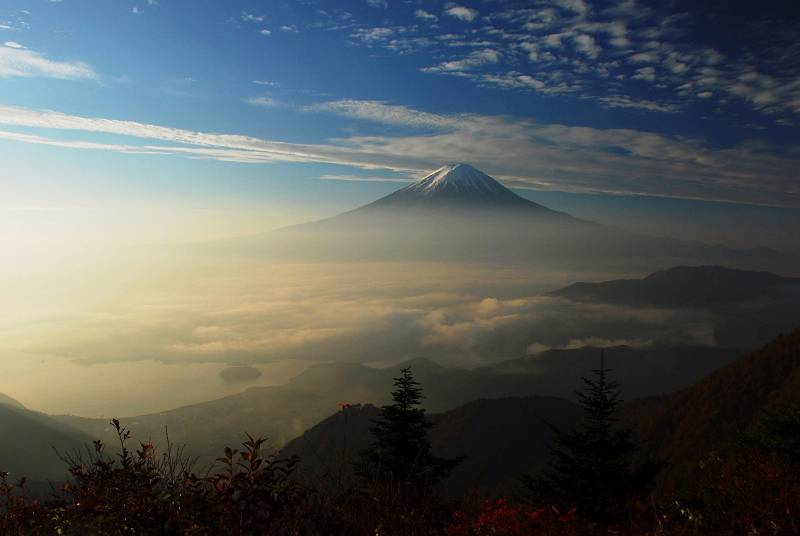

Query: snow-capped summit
(406, 163), (513, 197)
(363, 163), (556, 212)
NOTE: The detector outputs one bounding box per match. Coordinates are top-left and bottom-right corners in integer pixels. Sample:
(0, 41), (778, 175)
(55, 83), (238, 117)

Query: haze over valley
(4, 165), (798, 417)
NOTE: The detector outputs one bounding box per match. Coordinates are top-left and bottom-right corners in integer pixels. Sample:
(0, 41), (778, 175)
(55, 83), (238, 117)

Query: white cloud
(633, 66), (656, 82)
(630, 51), (658, 63)
(552, 0), (589, 15)
(324, 0), (800, 120)
(474, 71), (579, 95)
(319, 174), (413, 183)
(723, 69), (800, 115)
(247, 96), (279, 107)
(482, 72), (545, 90)
(610, 36), (630, 48)
(131, 7), (143, 15)
(543, 32), (570, 47)
(3, 41), (24, 49)
(366, 0), (388, 8)
(280, 25), (299, 33)
(414, 9), (438, 22)
(259, 29), (271, 36)
(1, 102), (800, 207)
(443, 5), (479, 22)
(0, 45), (96, 80)
(253, 80), (280, 87)
(421, 48), (500, 73)
(304, 100), (453, 129)
(596, 95), (678, 113)
(241, 12), (264, 22)
(350, 27), (393, 43)
(573, 34), (600, 59)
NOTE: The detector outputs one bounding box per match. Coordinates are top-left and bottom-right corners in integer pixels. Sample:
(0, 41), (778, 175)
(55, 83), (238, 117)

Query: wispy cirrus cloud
(247, 96), (280, 107)
(303, 99), (453, 129)
(319, 174), (413, 183)
(595, 95), (678, 113)
(1, 101), (800, 207)
(0, 43), (96, 80)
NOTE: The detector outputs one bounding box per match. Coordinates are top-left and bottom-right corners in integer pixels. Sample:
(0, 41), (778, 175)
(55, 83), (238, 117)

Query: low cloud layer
(3, 259), (719, 369)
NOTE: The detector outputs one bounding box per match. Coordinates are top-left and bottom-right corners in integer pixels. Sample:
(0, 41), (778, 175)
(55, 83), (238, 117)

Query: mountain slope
(0, 405), (91, 481)
(209, 164), (790, 270)
(550, 265), (800, 349)
(283, 329), (800, 497)
(0, 393), (25, 410)
(552, 265), (800, 309)
(627, 327), (800, 489)
(282, 396), (581, 496)
(494, 345), (738, 400)
(352, 163), (565, 213)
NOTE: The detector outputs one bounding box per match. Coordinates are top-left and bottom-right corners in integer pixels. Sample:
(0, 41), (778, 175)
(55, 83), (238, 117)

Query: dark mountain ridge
(281, 396), (581, 496)
(551, 265), (800, 350)
(0, 404), (92, 482)
(0, 393), (25, 410)
(282, 328), (800, 497)
(552, 265), (800, 309)
(626, 326), (800, 490)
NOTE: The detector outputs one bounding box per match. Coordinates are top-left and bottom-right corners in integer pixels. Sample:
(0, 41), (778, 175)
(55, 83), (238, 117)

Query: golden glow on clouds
(0, 252), (714, 417)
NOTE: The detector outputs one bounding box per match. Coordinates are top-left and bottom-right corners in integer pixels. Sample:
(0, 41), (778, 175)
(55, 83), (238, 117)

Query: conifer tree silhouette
(355, 367), (461, 490)
(527, 351), (660, 522)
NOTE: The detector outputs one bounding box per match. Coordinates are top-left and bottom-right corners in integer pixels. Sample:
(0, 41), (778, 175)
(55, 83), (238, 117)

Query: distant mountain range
(552, 265), (800, 309)
(208, 164), (793, 271)
(54, 344), (738, 466)
(552, 265), (800, 350)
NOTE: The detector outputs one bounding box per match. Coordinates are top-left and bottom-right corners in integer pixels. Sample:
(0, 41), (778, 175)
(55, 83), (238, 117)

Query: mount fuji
(214, 164), (788, 270)
(296, 163), (579, 228)
(358, 163), (565, 213)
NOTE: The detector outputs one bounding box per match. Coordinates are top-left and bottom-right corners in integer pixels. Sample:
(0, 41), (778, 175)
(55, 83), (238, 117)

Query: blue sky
(2, 0), (800, 246)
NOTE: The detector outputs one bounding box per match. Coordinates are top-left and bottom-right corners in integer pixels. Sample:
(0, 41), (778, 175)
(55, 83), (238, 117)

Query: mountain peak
(363, 163), (555, 212)
(407, 163), (508, 197)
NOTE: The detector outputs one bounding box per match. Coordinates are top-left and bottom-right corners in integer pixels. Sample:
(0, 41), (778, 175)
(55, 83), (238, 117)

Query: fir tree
(355, 367), (461, 490)
(527, 351), (660, 522)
